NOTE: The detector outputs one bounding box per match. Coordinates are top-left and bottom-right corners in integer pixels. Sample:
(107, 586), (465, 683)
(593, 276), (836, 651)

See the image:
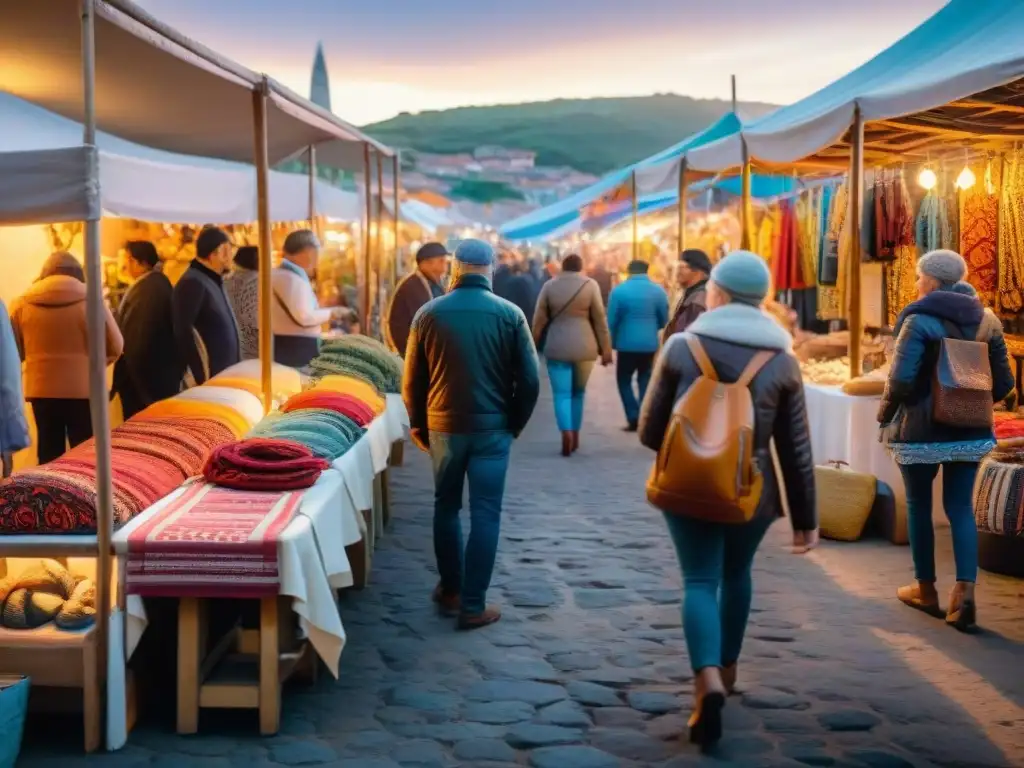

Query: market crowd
(391, 238), (1013, 749)
(0, 226), (348, 469)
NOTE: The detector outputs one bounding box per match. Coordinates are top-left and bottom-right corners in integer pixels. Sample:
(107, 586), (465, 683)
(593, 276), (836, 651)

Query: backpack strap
(736, 350), (776, 387)
(684, 334), (717, 381)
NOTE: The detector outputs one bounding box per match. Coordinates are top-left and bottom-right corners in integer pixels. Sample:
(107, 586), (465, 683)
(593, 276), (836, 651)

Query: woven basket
(0, 676), (29, 768)
(815, 460), (877, 542)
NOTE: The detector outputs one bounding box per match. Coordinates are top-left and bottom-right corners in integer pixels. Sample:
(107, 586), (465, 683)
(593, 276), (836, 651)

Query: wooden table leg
(381, 467), (392, 528)
(372, 474), (385, 541)
(258, 597), (280, 736)
(176, 598), (201, 735)
(82, 637), (101, 752)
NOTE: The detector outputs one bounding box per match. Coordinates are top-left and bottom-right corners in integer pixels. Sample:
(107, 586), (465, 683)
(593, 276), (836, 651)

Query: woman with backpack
(878, 249), (1015, 633)
(532, 254), (613, 457)
(638, 250), (818, 749)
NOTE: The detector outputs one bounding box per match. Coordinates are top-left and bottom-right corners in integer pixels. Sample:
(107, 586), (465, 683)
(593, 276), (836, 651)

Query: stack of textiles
(0, 559), (96, 630)
(0, 389), (261, 534)
(282, 390), (376, 427)
(309, 335), (403, 393)
(210, 360), (305, 405)
(203, 438), (328, 491)
(248, 408), (365, 461)
(312, 375), (386, 416)
(974, 452), (1024, 536)
(993, 412), (1024, 441)
(176, 385), (265, 427)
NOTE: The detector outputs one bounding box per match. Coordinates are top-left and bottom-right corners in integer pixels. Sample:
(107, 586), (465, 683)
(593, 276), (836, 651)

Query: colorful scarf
(203, 438), (329, 491)
(281, 391), (376, 427)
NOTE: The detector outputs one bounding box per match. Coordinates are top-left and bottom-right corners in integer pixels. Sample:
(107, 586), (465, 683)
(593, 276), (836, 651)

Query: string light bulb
(917, 167), (938, 191)
(955, 148), (976, 191)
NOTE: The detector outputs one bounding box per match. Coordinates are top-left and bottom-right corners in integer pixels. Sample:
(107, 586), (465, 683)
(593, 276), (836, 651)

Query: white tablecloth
(804, 383), (942, 519)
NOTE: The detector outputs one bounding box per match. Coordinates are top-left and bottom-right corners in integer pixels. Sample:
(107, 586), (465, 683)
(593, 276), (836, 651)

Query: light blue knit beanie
(709, 250), (771, 306)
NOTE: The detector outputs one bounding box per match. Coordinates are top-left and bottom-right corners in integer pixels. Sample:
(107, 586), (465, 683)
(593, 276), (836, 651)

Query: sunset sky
(136, 0), (946, 126)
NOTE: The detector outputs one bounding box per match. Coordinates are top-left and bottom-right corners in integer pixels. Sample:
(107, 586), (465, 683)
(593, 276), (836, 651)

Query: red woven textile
(995, 418), (1024, 440)
(281, 391), (376, 427)
(203, 438), (329, 491)
(126, 483), (301, 598)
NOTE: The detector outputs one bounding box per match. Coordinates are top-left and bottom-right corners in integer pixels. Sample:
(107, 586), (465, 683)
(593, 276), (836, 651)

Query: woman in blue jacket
(606, 260), (669, 430)
(878, 250), (1015, 632)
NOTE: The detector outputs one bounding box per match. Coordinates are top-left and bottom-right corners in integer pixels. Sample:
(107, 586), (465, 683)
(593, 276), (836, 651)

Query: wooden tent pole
(80, 0), (112, 745)
(392, 153), (401, 287)
(307, 145), (317, 236)
(253, 79), (274, 412)
(848, 107), (865, 379)
(740, 139), (752, 250)
(375, 150), (385, 337)
(631, 169), (639, 261)
(676, 159), (688, 255)
(362, 145), (373, 332)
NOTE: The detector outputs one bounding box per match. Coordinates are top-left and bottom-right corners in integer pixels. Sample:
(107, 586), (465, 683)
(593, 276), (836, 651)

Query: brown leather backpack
(646, 334), (775, 523)
(932, 320), (993, 429)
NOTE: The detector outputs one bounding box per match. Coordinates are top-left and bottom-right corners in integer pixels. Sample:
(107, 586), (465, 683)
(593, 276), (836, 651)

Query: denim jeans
(662, 512), (774, 672)
(899, 461), (979, 583)
(615, 351), (655, 424)
(429, 431), (513, 614)
(546, 360), (594, 431)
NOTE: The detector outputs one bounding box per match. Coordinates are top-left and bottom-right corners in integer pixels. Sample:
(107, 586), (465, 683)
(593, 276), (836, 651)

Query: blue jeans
(663, 513), (773, 672)
(616, 351), (655, 424)
(546, 360), (594, 431)
(429, 431), (513, 614)
(899, 462), (979, 583)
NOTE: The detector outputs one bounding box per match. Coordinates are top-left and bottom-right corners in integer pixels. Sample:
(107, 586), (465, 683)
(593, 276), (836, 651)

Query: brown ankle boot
(689, 667), (727, 750)
(561, 432), (572, 457)
(946, 581), (977, 632)
(897, 580), (942, 617)
(571, 431), (580, 453)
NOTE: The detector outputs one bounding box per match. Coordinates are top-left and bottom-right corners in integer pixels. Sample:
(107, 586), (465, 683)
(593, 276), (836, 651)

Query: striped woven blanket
(125, 483), (300, 598)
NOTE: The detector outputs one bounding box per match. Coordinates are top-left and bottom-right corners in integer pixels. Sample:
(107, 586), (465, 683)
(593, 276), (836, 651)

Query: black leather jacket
(638, 333), (817, 531)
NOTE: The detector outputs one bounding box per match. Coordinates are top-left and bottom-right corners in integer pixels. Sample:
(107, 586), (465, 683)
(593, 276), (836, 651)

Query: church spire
(310, 42), (331, 112)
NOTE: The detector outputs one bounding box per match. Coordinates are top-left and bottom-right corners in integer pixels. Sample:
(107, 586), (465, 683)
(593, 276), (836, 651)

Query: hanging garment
(960, 159), (1000, 307)
(998, 150), (1024, 313)
(822, 184), (847, 287)
(796, 189), (820, 289)
(773, 201), (807, 291)
(875, 176), (912, 262)
(916, 191), (951, 254)
(754, 210), (776, 264)
(816, 186), (841, 320)
(942, 188), (960, 252)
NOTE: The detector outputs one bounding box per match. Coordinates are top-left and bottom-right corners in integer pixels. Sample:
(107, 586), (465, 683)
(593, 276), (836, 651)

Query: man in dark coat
(504, 262), (539, 330)
(114, 241), (183, 417)
(386, 242), (448, 356)
(589, 256), (613, 307)
(403, 239), (540, 630)
(664, 248), (711, 341)
(172, 226), (241, 385)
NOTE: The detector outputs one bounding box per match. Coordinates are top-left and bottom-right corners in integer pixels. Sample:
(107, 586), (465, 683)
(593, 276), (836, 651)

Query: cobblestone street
(20, 367), (1024, 768)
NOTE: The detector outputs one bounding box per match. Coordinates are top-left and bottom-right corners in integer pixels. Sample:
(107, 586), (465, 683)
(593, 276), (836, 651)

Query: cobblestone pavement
(20, 367), (1024, 767)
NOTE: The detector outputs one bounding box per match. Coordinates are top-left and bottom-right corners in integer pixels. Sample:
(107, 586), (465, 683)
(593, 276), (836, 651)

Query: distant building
(310, 42), (331, 112)
(474, 146), (536, 171)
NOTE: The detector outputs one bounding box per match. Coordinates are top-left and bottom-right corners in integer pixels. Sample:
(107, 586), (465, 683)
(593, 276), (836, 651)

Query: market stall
(0, 0), (398, 754)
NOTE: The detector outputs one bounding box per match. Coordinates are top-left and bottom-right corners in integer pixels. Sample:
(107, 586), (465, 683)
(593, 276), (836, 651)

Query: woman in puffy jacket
(878, 249), (1014, 633)
(639, 251), (818, 749)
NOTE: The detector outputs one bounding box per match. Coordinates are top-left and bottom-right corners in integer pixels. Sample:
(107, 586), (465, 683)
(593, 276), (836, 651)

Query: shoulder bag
(537, 281), (588, 354)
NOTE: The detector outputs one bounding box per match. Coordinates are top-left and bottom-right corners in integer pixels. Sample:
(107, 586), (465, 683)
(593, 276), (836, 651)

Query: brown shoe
(458, 605), (501, 630)
(946, 581), (978, 633)
(561, 432), (572, 457)
(689, 667), (727, 750)
(897, 581), (943, 618)
(431, 583), (460, 617)
(571, 431), (580, 453)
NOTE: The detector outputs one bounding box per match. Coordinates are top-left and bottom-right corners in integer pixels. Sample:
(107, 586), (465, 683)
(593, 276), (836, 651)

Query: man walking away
(403, 239), (540, 630)
(492, 249), (514, 300)
(172, 226), (241, 385)
(607, 259), (668, 431)
(589, 255), (613, 307)
(505, 262), (539, 331)
(114, 241), (182, 418)
(386, 242), (448, 356)
(665, 249), (711, 339)
(273, 229), (342, 368)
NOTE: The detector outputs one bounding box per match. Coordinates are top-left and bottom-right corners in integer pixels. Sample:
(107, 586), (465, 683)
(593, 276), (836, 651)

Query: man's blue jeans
(899, 461), (979, 583)
(662, 512), (774, 672)
(429, 431), (513, 615)
(616, 351), (655, 425)
(546, 360), (594, 431)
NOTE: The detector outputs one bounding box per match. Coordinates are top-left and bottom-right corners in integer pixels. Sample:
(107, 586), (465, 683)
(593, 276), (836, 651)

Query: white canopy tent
(0, 92), (361, 225)
(686, 0), (1024, 172)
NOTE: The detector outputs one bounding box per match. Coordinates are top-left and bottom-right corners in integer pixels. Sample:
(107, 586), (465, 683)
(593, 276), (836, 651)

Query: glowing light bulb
(917, 167), (937, 191)
(955, 166), (976, 190)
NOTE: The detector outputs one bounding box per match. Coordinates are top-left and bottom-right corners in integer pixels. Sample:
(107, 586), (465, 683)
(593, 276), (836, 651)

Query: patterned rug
(126, 483), (301, 598)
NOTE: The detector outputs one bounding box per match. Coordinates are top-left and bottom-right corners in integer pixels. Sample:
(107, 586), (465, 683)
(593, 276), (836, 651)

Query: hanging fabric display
(754, 209), (776, 265)
(772, 200), (806, 292)
(916, 190), (951, 254)
(960, 158), (1000, 308)
(796, 188), (821, 287)
(816, 185), (841, 321)
(998, 149), (1024, 314)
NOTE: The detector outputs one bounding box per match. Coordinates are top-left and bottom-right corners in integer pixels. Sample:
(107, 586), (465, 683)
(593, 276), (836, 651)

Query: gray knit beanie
(917, 249), (967, 288)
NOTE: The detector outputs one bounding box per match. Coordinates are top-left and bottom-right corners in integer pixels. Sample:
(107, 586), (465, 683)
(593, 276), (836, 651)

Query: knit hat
(918, 249), (967, 287)
(709, 250), (771, 306)
(415, 242), (449, 263)
(454, 239), (494, 267)
(680, 248), (712, 275)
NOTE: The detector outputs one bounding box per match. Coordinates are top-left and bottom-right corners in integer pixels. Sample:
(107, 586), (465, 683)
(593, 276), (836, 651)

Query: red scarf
(203, 438), (329, 491)
(281, 391), (376, 427)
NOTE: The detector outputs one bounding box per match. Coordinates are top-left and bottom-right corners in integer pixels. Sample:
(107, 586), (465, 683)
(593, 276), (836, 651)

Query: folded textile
(309, 353), (392, 393)
(312, 375), (386, 414)
(127, 483), (302, 598)
(212, 360), (304, 397)
(175, 385), (265, 426)
(201, 376), (264, 398)
(133, 399), (253, 437)
(203, 438), (329, 491)
(0, 470), (102, 533)
(249, 408), (365, 460)
(281, 390), (376, 427)
(317, 336), (403, 392)
(995, 419), (1024, 440)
